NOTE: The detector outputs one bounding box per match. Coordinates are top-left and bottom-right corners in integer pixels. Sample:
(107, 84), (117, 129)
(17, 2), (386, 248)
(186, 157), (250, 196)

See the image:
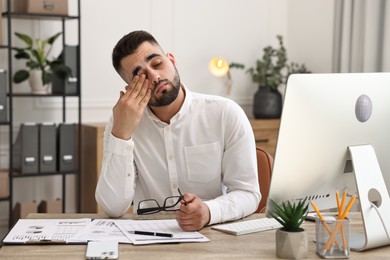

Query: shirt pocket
(184, 142), (221, 183)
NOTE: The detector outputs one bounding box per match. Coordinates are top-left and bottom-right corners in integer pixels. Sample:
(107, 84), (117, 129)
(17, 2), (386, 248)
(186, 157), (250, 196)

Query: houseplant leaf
(13, 70), (29, 83)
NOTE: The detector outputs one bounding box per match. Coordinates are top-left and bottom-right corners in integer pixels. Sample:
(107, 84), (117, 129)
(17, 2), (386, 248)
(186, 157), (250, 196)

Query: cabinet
(80, 123), (105, 213)
(0, 0), (81, 228)
(250, 119), (280, 157)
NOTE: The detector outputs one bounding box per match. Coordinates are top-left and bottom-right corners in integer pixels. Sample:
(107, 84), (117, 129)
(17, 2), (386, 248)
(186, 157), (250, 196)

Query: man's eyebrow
(146, 53), (161, 61)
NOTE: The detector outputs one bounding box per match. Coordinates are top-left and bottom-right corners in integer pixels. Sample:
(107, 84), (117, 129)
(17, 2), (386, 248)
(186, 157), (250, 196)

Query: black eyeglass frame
(137, 188), (185, 215)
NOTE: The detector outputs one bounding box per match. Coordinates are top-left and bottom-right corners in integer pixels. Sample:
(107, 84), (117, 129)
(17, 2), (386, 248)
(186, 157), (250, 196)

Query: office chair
(255, 147), (273, 213)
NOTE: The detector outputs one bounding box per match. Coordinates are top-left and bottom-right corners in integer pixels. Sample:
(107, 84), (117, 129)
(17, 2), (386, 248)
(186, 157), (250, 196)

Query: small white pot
(29, 70), (51, 94)
(275, 228), (308, 259)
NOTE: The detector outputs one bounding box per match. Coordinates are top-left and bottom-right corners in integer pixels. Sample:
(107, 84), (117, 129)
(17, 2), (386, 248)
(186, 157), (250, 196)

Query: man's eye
(153, 62), (162, 68)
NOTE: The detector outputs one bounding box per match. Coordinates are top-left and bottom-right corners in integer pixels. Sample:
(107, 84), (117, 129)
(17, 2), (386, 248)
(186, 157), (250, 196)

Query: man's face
(119, 42), (181, 107)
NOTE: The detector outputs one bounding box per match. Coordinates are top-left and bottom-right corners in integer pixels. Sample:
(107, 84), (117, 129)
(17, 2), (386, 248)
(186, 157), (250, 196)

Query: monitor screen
(265, 72), (390, 250)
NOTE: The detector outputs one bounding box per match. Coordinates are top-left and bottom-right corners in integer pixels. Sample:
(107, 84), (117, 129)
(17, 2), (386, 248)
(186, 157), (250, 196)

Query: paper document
(70, 219), (132, 244)
(2, 218), (91, 244)
(114, 219), (209, 245)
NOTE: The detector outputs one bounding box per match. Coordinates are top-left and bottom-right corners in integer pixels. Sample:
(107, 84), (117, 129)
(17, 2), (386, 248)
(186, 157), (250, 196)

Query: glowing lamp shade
(209, 57), (230, 77)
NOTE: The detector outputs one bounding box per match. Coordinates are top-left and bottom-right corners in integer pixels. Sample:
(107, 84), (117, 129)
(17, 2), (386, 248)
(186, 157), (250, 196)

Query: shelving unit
(0, 0), (81, 228)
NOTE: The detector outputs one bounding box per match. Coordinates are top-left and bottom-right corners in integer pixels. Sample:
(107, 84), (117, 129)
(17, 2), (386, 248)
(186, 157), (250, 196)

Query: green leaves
(13, 70), (29, 83)
(243, 35), (310, 90)
(270, 198), (309, 232)
(12, 31), (70, 85)
(14, 32), (33, 48)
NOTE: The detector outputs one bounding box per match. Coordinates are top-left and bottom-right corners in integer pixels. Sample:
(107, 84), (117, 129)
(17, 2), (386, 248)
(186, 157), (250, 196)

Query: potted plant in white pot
(270, 198), (309, 259)
(246, 35), (311, 119)
(12, 32), (71, 94)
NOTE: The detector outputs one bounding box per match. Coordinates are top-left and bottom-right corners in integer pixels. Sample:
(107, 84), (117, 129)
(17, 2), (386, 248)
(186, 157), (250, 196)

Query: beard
(148, 67), (181, 107)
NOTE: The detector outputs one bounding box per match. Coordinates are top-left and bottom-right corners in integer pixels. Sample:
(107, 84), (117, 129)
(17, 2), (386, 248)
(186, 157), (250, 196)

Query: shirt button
(168, 155), (173, 160)
(172, 183), (178, 190)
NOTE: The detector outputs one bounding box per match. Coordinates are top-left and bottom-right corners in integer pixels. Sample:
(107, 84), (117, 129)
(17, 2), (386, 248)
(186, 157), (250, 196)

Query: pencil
(339, 194), (356, 219)
(310, 201), (341, 249)
(339, 189), (347, 218)
(323, 193), (356, 252)
(335, 189), (341, 214)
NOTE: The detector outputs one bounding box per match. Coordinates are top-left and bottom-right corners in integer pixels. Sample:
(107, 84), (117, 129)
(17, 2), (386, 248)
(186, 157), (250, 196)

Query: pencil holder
(315, 216), (350, 258)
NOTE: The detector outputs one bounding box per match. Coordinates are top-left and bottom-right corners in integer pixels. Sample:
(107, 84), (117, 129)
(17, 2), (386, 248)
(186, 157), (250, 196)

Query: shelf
(11, 171), (78, 178)
(2, 12), (79, 20)
(0, 196), (10, 202)
(7, 93), (79, 97)
(1, 0), (82, 229)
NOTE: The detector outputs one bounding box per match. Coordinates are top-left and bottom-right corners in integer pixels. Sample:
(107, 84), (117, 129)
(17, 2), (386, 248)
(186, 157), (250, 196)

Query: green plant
(270, 198), (309, 232)
(12, 32), (71, 85)
(245, 35), (311, 90)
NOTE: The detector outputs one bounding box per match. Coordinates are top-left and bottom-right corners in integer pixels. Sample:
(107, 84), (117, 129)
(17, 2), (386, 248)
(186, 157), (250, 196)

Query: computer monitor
(265, 72), (390, 251)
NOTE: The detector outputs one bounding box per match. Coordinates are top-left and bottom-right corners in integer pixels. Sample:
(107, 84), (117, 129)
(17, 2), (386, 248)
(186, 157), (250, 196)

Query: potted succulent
(245, 35), (311, 119)
(12, 32), (71, 94)
(270, 198), (309, 259)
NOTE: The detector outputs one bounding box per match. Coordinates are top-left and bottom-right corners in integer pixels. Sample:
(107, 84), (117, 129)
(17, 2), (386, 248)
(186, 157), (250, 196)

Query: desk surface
(0, 212), (389, 259)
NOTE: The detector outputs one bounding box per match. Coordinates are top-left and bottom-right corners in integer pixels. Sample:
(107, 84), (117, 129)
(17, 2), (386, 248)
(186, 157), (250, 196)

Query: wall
(80, 0), (335, 121)
(0, 0), (336, 237)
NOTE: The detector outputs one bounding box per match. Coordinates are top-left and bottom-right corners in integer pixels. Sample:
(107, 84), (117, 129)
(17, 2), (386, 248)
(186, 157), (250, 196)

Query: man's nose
(148, 70), (160, 84)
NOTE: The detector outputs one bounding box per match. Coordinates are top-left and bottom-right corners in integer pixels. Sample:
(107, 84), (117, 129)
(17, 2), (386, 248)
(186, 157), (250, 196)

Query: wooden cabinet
(80, 123), (106, 213)
(80, 123), (105, 213)
(80, 123), (134, 214)
(250, 119), (280, 157)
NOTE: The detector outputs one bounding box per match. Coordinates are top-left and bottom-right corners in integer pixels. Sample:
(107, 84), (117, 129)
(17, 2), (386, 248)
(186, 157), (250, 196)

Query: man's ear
(166, 52), (176, 66)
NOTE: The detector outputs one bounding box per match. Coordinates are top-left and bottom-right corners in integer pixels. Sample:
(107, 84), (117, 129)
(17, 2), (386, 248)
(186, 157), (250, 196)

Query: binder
(13, 123), (39, 174)
(58, 123), (76, 171)
(52, 45), (79, 95)
(39, 123), (57, 173)
(0, 69), (7, 122)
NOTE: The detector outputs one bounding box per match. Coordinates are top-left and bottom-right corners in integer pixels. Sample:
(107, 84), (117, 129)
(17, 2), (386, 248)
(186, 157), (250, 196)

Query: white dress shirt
(95, 85), (261, 225)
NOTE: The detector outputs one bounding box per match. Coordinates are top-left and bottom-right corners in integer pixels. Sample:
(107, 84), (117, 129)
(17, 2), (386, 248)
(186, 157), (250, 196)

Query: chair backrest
(255, 147), (273, 213)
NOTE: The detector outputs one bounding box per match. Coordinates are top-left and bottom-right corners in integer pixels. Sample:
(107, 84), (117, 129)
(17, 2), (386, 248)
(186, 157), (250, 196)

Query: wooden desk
(0, 213), (389, 259)
(250, 119), (280, 157)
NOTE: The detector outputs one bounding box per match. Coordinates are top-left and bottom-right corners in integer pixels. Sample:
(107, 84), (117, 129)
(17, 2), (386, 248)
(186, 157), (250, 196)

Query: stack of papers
(2, 218), (209, 245)
(3, 219), (91, 244)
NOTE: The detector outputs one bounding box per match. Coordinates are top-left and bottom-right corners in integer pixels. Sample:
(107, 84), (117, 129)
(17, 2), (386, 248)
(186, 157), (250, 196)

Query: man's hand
(111, 74), (151, 140)
(175, 192), (211, 231)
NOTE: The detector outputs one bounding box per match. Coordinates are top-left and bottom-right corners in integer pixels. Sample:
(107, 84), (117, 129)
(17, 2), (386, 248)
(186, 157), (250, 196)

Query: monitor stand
(348, 145), (390, 251)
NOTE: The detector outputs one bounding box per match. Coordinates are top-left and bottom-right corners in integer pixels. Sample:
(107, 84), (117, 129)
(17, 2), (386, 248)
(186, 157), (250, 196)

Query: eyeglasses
(137, 188), (185, 215)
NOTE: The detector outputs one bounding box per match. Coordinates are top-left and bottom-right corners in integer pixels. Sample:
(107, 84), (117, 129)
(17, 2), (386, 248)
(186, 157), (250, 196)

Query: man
(95, 30), (260, 231)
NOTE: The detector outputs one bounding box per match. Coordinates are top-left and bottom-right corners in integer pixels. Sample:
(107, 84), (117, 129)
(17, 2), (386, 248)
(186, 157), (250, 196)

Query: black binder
(0, 69), (7, 122)
(58, 123), (76, 172)
(13, 123), (39, 174)
(39, 123), (57, 173)
(52, 45), (79, 95)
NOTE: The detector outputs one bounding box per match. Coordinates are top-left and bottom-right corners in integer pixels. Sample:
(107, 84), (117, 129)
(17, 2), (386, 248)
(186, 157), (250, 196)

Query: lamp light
(209, 57), (232, 95)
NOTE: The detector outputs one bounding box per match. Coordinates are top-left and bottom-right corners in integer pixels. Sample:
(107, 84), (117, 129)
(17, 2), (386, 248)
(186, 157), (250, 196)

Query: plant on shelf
(269, 198), (309, 259)
(246, 35), (311, 90)
(12, 32), (71, 93)
(233, 35), (311, 119)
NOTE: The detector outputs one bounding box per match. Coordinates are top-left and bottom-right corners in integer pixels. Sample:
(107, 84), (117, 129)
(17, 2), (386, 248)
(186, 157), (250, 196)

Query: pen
(128, 230), (173, 238)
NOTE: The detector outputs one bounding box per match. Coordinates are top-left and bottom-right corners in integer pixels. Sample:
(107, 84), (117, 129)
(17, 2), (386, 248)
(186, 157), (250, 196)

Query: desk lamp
(209, 57), (232, 95)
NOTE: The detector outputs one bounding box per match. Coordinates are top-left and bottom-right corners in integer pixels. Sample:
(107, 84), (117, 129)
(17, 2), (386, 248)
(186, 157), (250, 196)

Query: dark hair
(112, 30), (160, 73)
